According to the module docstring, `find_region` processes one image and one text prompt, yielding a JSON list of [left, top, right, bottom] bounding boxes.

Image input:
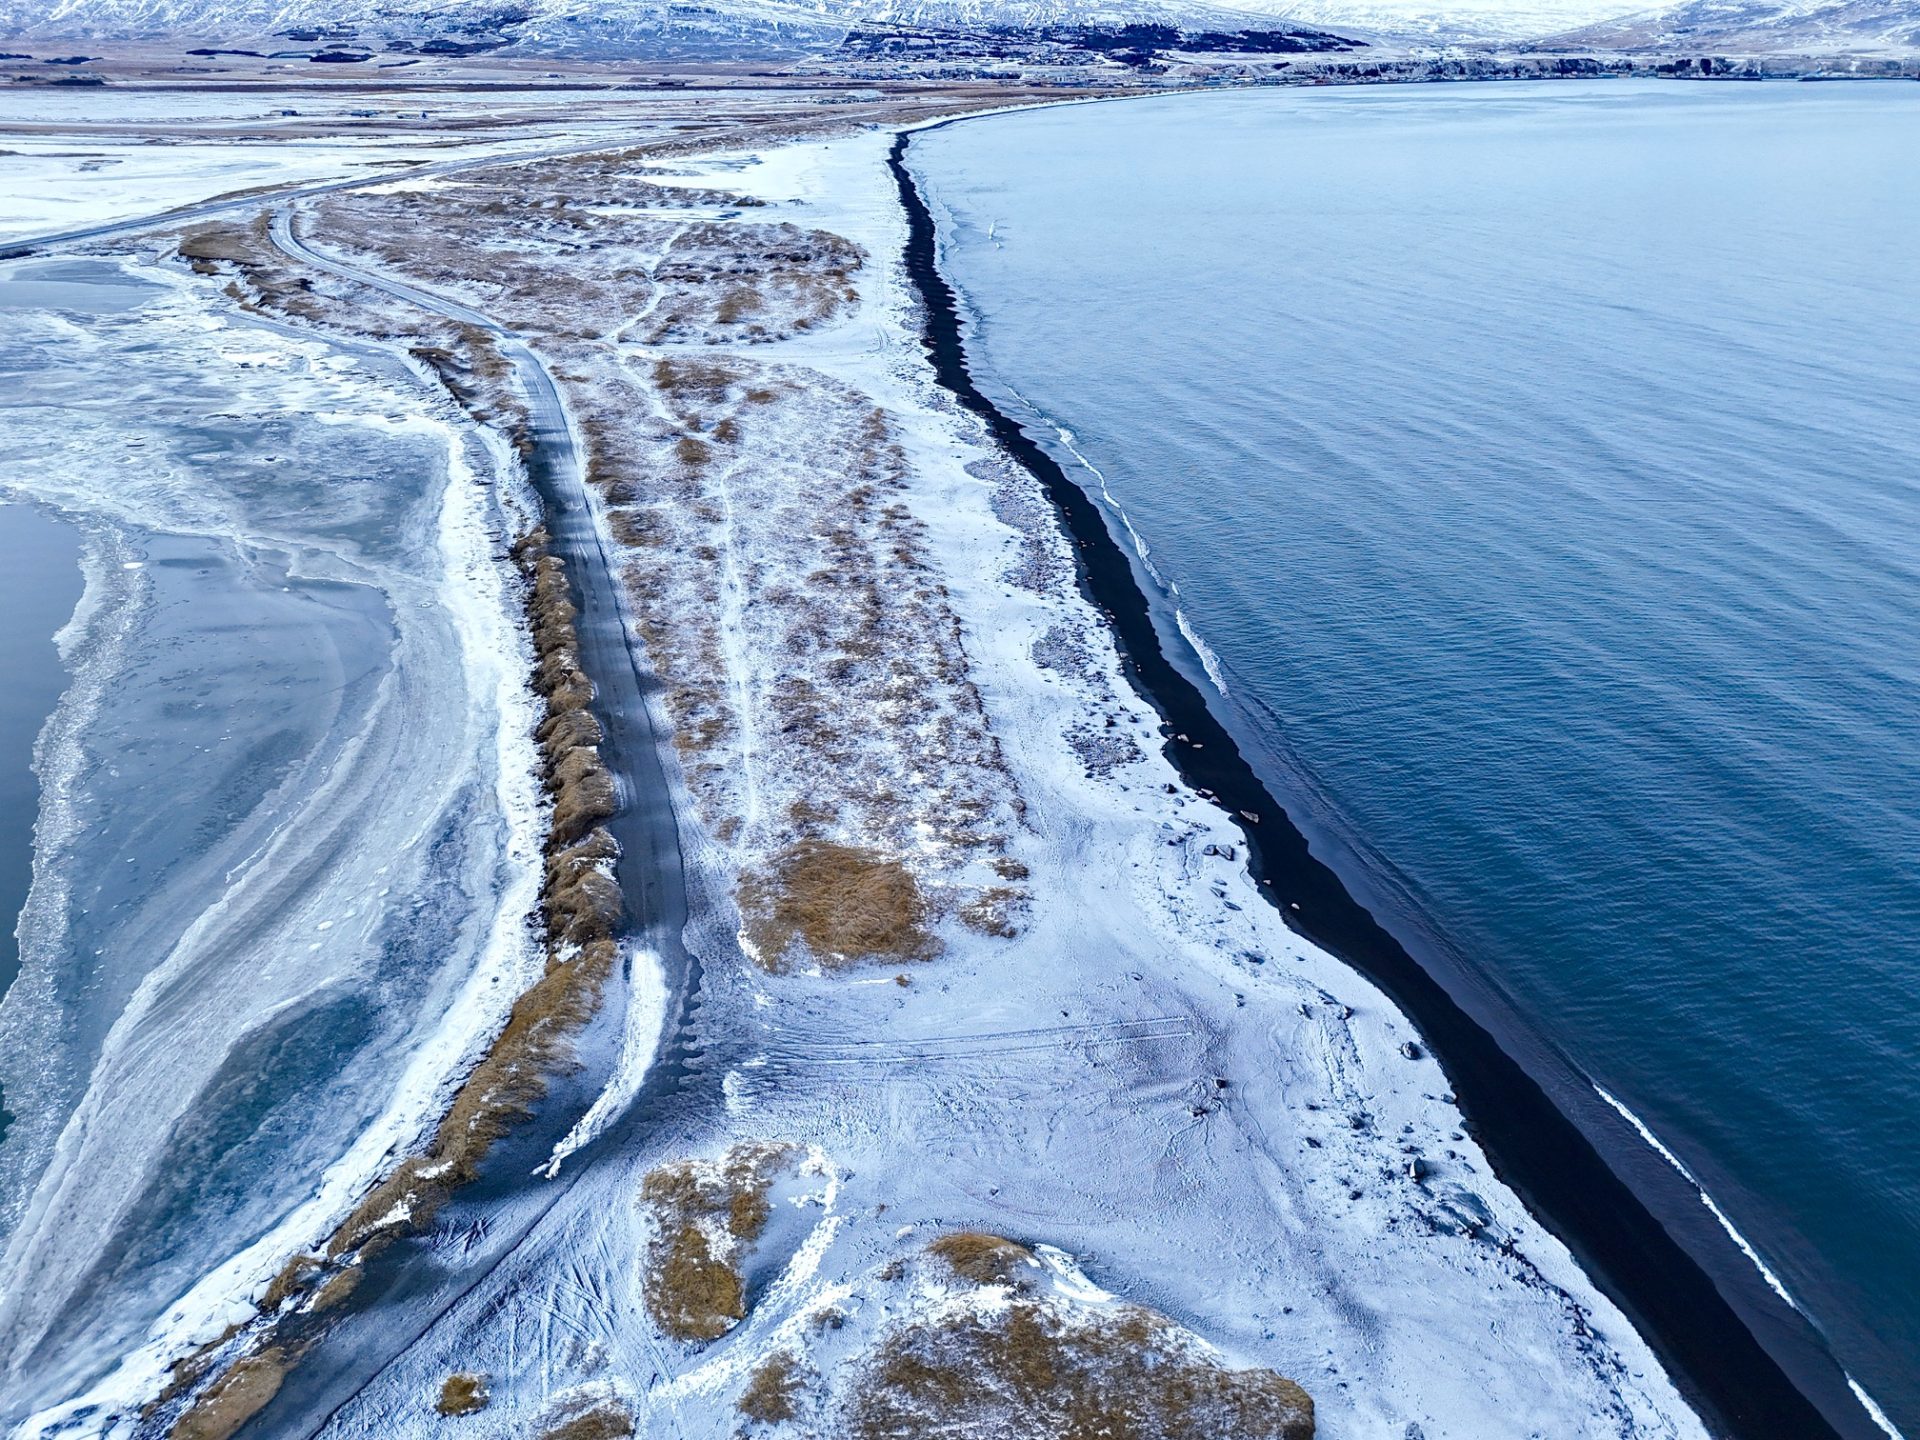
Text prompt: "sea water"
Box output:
[[910, 79, 1920, 1432]]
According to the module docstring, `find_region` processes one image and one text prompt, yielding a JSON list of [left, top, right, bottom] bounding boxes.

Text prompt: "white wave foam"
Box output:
[[1594, 1086, 1910, 1440], [1593, 1084, 1800, 1311], [1849, 1378, 1910, 1440], [999, 387, 1229, 698], [1175, 607, 1230, 698]]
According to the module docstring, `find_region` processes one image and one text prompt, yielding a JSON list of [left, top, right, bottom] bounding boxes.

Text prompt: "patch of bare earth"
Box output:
[[436, 1372, 491, 1417]]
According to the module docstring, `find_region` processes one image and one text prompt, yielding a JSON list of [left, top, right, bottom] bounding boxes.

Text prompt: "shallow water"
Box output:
[[912, 79, 1920, 1433], [0, 257, 537, 1423]]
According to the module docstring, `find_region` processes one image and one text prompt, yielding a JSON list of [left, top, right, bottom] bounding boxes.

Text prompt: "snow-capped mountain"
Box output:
[[5, 0, 1906, 48], [1259, 0, 1644, 39], [0, 0, 1633, 44], [1534, 0, 1920, 50], [0, 0, 1321, 42]]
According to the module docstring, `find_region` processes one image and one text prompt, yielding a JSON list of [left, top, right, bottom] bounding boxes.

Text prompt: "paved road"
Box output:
[[211, 207, 710, 1439], [269, 204, 689, 1004]]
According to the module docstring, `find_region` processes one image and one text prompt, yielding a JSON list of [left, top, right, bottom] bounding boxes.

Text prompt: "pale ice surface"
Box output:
[[0, 253, 546, 1429]]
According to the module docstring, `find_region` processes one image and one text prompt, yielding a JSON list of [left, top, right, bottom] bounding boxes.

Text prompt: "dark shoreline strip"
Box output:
[[888, 127, 1844, 1440]]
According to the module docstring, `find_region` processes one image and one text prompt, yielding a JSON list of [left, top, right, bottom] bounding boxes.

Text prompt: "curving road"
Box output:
[[268, 204, 689, 1010], [199, 208, 712, 1437]]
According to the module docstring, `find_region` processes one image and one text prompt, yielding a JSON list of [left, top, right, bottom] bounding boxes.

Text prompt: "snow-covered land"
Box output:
[[0, 0, 1667, 49], [125, 118, 1718, 1438], [0, 84, 1733, 1438]]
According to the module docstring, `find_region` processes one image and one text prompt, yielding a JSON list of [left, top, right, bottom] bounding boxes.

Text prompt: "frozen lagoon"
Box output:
[[0, 253, 543, 1427]]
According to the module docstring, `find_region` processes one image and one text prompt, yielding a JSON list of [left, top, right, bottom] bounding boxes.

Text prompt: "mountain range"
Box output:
[[0, 0, 1914, 55]]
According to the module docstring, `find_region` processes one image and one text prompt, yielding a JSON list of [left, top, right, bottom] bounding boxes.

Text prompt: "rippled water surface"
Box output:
[[911, 80, 1920, 1430]]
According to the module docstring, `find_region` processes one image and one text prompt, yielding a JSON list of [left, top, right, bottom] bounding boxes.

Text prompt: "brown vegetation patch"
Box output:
[[436, 1372, 490, 1417], [607, 508, 667, 548], [648, 1224, 745, 1343], [640, 222, 863, 344], [738, 1352, 805, 1425], [169, 1348, 287, 1440], [958, 885, 1026, 939], [310, 1265, 361, 1312], [536, 1401, 636, 1440], [652, 355, 741, 403], [927, 1231, 1035, 1287], [738, 841, 935, 972], [259, 1253, 321, 1313], [852, 1299, 1313, 1440], [639, 1143, 798, 1343]]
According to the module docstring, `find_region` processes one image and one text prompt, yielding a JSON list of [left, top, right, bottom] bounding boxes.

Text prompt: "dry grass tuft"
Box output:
[[958, 885, 1025, 939], [259, 1254, 321, 1312], [607, 508, 666, 548], [536, 1402, 636, 1440], [310, 1265, 361, 1312], [169, 1348, 287, 1440], [852, 1298, 1314, 1440], [927, 1231, 1034, 1287], [639, 1143, 798, 1343], [435, 1372, 490, 1417], [738, 1351, 805, 1425], [738, 841, 936, 972], [652, 356, 738, 402], [715, 285, 765, 325], [650, 1224, 745, 1342]]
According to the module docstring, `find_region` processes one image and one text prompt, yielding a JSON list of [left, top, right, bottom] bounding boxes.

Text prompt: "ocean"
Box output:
[[908, 79, 1920, 1435]]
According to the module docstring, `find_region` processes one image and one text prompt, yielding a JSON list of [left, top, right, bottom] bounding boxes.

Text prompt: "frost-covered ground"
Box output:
[[213, 124, 1717, 1438], [0, 87, 813, 246]]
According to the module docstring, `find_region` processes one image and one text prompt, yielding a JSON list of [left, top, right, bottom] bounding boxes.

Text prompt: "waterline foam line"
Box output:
[[1593, 1087, 1908, 1440], [889, 123, 1864, 1440]]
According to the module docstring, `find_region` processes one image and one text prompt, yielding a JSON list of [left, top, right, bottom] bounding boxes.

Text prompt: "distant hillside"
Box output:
[[0, 0, 1335, 47], [1532, 0, 1920, 51]]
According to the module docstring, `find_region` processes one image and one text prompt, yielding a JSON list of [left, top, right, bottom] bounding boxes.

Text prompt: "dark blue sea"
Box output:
[[910, 79, 1920, 1434]]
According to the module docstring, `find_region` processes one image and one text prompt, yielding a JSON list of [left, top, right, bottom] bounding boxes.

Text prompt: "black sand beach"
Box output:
[[890, 124, 1858, 1440]]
